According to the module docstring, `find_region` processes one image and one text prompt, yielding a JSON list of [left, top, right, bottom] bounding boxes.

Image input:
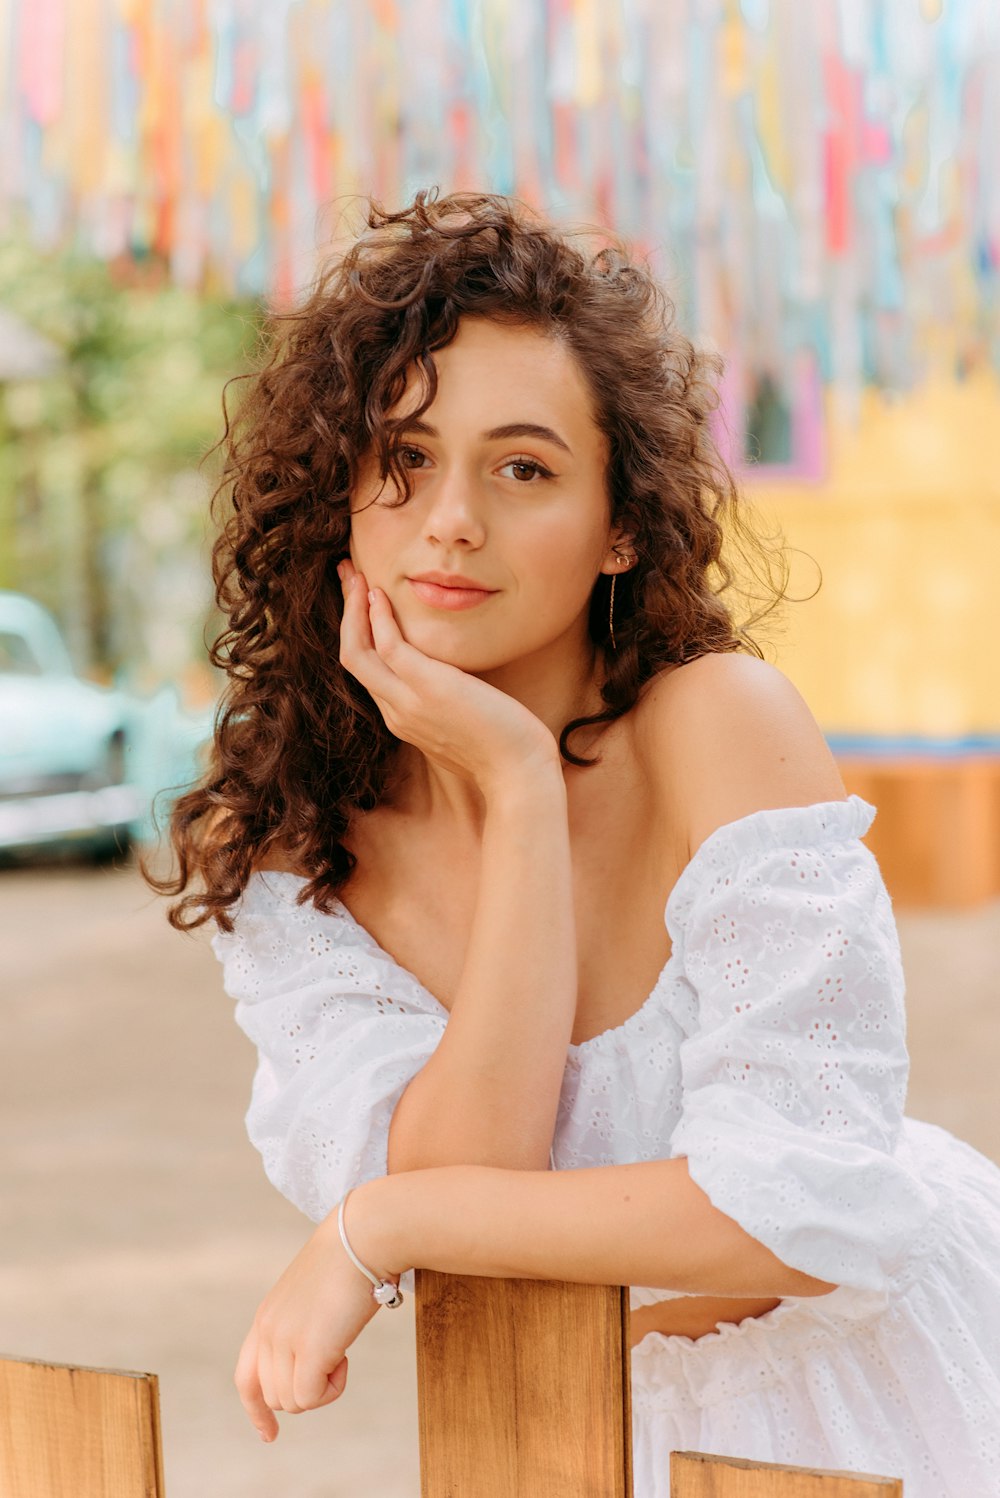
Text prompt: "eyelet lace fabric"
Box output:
[[662, 796, 940, 1296], [212, 795, 1000, 1498], [212, 874, 448, 1235]]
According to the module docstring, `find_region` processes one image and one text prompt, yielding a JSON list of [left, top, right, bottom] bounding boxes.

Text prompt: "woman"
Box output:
[[156, 191, 1000, 1496]]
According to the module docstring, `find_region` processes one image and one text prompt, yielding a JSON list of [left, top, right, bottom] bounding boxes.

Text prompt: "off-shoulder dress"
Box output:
[[211, 794, 1000, 1497]]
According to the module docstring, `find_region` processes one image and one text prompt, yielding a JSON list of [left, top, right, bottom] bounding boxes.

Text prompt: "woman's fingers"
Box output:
[[236, 1321, 351, 1437], [292, 1349, 349, 1411], [337, 563, 374, 663], [338, 561, 424, 680], [256, 1339, 281, 1417], [338, 564, 402, 701], [235, 1331, 280, 1442], [315, 1356, 350, 1408], [328, 1355, 350, 1399], [366, 586, 424, 677], [273, 1345, 302, 1415], [339, 569, 432, 739]]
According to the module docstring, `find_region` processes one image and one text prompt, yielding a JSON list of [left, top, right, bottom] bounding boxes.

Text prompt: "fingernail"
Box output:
[[367, 589, 376, 605]]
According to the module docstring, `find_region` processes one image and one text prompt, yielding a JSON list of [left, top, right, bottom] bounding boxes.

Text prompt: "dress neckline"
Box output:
[[252, 866, 678, 1054], [249, 794, 873, 1057]]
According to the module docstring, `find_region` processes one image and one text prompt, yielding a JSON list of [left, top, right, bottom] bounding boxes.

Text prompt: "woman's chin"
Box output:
[[394, 614, 517, 675], [412, 638, 511, 674]]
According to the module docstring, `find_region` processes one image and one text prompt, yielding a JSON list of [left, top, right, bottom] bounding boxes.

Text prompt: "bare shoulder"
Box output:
[[633, 653, 848, 860]]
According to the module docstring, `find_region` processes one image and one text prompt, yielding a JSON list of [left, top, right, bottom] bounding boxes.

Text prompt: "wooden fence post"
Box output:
[[415, 1272, 632, 1497], [670, 1451, 904, 1497], [0, 1356, 165, 1498]]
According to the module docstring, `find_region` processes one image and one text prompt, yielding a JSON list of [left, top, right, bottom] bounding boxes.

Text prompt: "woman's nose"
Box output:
[[422, 465, 487, 549]]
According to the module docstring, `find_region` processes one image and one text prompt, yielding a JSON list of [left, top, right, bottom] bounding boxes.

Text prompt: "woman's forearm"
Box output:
[[387, 766, 576, 1174], [352, 1158, 836, 1300]]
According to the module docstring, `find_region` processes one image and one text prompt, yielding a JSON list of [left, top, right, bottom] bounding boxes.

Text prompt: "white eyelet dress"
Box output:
[[211, 795, 1000, 1497]]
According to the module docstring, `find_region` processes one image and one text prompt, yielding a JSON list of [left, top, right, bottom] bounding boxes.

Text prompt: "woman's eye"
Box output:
[[500, 458, 552, 483], [399, 447, 427, 469]]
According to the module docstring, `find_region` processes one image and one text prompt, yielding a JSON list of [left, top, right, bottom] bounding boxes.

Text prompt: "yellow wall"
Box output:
[[745, 367, 1000, 736]]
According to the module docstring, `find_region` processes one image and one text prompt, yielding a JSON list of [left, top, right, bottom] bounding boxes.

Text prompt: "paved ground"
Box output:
[[3, 858, 998, 1497]]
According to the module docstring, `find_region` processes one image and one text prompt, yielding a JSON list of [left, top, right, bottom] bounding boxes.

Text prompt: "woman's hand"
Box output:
[[338, 558, 561, 798], [234, 1209, 388, 1442]]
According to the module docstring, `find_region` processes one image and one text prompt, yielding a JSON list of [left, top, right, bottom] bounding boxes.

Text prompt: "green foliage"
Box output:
[[0, 237, 262, 676]]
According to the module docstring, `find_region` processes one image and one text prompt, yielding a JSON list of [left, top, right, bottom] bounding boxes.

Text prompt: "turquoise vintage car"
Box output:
[[0, 591, 143, 856]]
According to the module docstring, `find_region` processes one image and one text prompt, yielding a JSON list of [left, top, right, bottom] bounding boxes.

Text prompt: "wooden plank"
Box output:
[[670, 1450, 903, 1497], [0, 1356, 164, 1498], [415, 1273, 632, 1497]]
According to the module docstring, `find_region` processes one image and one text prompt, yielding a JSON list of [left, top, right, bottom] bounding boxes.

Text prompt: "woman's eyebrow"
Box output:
[[484, 421, 573, 455], [398, 417, 573, 456]]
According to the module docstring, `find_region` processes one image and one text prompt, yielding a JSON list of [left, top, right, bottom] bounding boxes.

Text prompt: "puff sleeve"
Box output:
[[667, 796, 939, 1295], [211, 872, 447, 1224]]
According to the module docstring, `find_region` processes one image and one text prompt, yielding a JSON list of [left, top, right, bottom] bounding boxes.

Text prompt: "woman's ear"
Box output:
[[599, 534, 637, 576]]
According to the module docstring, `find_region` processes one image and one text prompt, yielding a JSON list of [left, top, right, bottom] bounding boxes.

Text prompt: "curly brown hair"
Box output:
[[149, 188, 788, 931]]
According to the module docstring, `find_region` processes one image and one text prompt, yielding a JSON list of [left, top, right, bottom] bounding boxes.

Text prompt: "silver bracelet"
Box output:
[[337, 1189, 404, 1309]]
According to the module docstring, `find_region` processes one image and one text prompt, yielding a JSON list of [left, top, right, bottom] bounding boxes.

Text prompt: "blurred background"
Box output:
[[1, 2, 997, 1495]]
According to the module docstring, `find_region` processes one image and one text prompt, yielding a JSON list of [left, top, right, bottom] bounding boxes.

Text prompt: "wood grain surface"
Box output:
[[670, 1450, 903, 1497], [415, 1272, 632, 1497], [0, 1356, 164, 1498]]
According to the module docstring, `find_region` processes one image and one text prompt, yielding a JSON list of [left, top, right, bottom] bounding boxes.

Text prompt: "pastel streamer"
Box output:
[[0, 0, 996, 400]]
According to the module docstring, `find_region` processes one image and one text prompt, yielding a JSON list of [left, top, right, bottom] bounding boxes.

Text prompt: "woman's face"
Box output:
[[349, 317, 628, 677]]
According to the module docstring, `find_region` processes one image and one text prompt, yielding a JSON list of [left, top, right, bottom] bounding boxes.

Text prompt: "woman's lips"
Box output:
[[407, 578, 498, 611]]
